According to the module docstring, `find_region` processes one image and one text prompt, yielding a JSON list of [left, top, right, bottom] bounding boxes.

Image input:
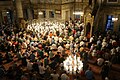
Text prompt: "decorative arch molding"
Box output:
[[84, 5, 94, 37], [84, 5, 92, 15]]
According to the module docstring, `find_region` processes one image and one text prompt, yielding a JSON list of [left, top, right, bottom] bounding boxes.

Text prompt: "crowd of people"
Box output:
[[0, 19, 120, 80]]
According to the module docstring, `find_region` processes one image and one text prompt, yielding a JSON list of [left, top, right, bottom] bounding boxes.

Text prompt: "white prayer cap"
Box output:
[[105, 77, 109, 80], [51, 44, 57, 49]]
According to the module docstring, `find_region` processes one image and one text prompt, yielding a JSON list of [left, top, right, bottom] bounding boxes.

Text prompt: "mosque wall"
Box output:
[[1, 0, 120, 33], [95, 6, 120, 32], [33, 3, 62, 20], [34, 1, 91, 22], [0, 0, 93, 28], [61, 3, 73, 21], [61, 9, 70, 21]]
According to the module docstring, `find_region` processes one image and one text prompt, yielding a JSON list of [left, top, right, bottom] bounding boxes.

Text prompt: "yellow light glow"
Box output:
[[112, 17, 118, 21], [73, 12, 84, 15], [38, 12, 43, 15]]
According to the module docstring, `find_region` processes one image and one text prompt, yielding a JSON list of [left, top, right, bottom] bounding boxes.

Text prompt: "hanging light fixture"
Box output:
[[63, 54, 83, 75]]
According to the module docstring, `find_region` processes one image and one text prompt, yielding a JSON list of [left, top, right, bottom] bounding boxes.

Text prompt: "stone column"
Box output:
[[70, 8, 74, 20], [15, 0, 23, 19], [61, 10, 66, 20], [46, 10, 49, 19], [27, 8, 33, 20], [15, 0, 24, 28], [84, 15, 87, 36], [0, 11, 3, 26]]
